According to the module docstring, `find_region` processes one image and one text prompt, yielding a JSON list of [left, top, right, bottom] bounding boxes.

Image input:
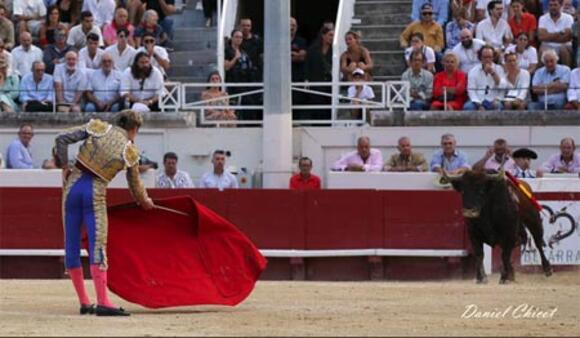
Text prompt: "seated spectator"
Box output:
[[14, 0, 46, 36], [464, 45, 506, 110], [431, 52, 467, 110], [54, 51, 88, 113], [42, 27, 73, 74], [156, 152, 194, 188], [502, 52, 530, 110], [340, 31, 373, 81], [530, 49, 571, 110], [0, 4, 15, 50], [384, 136, 428, 172], [201, 71, 237, 123], [504, 32, 538, 75], [103, 7, 135, 47], [39, 5, 67, 48], [508, 0, 538, 46], [85, 53, 121, 112], [566, 66, 580, 110], [404, 32, 435, 72], [130, 0, 175, 41], [561, 0, 578, 18], [538, 0, 574, 67], [0, 38, 13, 76], [289, 157, 321, 190], [67, 11, 104, 50], [57, 0, 80, 25], [104, 28, 137, 72], [411, 0, 449, 26], [402, 50, 433, 110], [332, 136, 383, 172], [225, 28, 259, 114], [81, 0, 115, 28], [473, 138, 516, 171], [400, 3, 445, 55], [476, 0, 512, 21], [136, 32, 170, 77], [511, 148, 543, 178], [475, 0, 513, 52], [430, 133, 471, 174], [540, 137, 580, 173], [347, 68, 375, 121], [79, 33, 104, 71], [19, 61, 54, 112], [452, 28, 486, 73], [445, 7, 475, 51], [134, 10, 167, 48], [0, 55, 19, 112], [199, 150, 239, 190], [120, 51, 164, 112], [540, 0, 579, 13], [12, 32, 43, 77], [5, 123, 34, 169]]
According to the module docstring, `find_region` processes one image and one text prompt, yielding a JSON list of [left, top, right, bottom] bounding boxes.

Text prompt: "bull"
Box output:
[[443, 169, 552, 284]]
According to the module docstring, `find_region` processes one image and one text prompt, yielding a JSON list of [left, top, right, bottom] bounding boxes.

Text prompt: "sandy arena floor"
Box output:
[[1, 271, 579, 337]]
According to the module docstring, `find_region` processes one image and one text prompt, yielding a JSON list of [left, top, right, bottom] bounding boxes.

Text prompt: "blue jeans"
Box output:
[[528, 101, 565, 111], [85, 102, 121, 113], [159, 17, 174, 40], [463, 100, 503, 110], [409, 99, 429, 110]]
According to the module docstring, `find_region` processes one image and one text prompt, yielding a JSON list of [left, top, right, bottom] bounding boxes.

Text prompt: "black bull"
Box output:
[[446, 170, 553, 284]]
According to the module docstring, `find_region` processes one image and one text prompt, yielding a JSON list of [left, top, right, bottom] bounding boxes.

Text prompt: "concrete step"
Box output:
[[361, 38, 401, 50], [167, 64, 216, 78], [173, 38, 217, 51], [373, 63, 407, 76], [351, 24, 407, 39], [354, 13, 412, 25], [370, 50, 404, 63], [173, 27, 217, 40], [170, 50, 216, 66], [355, 2, 412, 16]]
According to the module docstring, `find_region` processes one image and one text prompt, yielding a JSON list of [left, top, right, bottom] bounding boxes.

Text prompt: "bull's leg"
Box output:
[[527, 221, 553, 277], [468, 226, 487, 284], [499, 243, 515, 284]]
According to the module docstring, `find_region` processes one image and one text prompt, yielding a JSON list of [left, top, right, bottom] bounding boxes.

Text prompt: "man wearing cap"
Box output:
[[540, 137, 580, 173], [511, 148, 543, 178]]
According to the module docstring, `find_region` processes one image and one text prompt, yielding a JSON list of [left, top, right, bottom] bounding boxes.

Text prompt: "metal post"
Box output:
[[262, 0, 292, 188]]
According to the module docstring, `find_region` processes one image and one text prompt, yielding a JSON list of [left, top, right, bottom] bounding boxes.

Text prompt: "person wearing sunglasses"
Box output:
[[136, 32, 169, 76], [400, 3, 444, 55], [411, 0, 449, 26], [104, 27, 137, 72]]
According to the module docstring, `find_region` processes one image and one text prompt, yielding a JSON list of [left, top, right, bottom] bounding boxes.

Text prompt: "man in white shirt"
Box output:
[[81, 0, 116, 28], [538, 0, 574, 67], [104, 28, 136, 72], [156, 152, 194, 188], [476, 0, 512, 21], [567, 67, 580, 110], [452, 29, 486, 74], [136, 32, 170, 77], [78, 33, 104, 71], [199, 150, 239, 190], [11, 32, 42, 77], [475, 0, 513, 51], [14, 0, 46, 36], [54, 51, 88, 113], [85, 53, 122, 112], [464, 45, 507, 110], [120, 51, 164, 112], [67, 11, 104, 50]]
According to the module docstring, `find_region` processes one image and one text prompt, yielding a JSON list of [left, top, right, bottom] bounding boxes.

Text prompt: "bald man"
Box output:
[[54, 51, 88, 113], [384, 136, 428, 172], [541, 137, 580, 173], [333, 136, 384, 172]]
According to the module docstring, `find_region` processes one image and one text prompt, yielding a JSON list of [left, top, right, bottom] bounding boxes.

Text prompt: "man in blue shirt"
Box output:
[[411, 0, 449, 26], [19, 61, 54, 112], [530, 49, 571, 110], [6, 123, 34, 169], [430, 133, 471, 174]]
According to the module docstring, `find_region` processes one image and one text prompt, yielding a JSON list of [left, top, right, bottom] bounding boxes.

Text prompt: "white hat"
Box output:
[[352, 68, 365, 76]]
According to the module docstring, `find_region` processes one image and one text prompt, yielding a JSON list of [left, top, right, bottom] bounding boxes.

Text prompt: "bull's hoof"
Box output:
[[544, 268, 553, 277], [476, 277, 488, 284], [499, 278, 512, 285]]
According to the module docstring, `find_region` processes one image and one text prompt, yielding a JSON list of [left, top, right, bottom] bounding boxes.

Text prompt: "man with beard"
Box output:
[[54, 51, 88, 113], [452, 28, 486, 74], [120, 51, 164, 112]]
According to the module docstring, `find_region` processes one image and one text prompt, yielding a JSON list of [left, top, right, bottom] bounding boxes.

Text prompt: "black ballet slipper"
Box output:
[[95, 305, 130, 316]]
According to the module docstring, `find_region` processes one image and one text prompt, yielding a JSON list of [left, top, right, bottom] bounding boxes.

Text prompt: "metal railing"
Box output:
[[332, 0, 356, 120]]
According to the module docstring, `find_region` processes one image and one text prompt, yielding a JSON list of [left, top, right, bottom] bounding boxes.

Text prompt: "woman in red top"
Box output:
[[430, 52, 467, 111]]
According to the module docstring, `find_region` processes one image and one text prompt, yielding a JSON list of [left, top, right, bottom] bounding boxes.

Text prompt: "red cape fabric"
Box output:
[[105, 196, 267, 308]]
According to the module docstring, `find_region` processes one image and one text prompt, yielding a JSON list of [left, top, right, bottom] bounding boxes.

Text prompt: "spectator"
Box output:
[[57, 0, 80, 25], [289, 157, 321, 190], [530, 49, 570, 110], [464, 45, 506, 110], [199, 150, 239, 190], [54, 51, 87, 113], [446, 7, 475, 50], [304, 26, 334, 120], [451, 0, 477, 22], [511, 147, 542, 178], [239, 18, 263, 80], [538, 0, 574, 67], [0, 38, 12, 75], [332, 136, 383, 172], [14, 0, 46, 36], [430, 133, 471, 174], [504, 32, 538, 74], [340, 31, 373, 81], [411, 0, 449, 26], [134, 9, 167, 48], [562, 0, 578, 17], [431, 52, 467, 110], [129, 0, 175, 41], [78, 33, 104, 71], [452, 28, 486, 73], [476, 0, 513, 21], [103, 7, 135, 47], [5, 123, 34, 169], [508, 0, 538, 46], [473, 138, 516, 171], [384, 136, 428, 172], [42, 27, 72, 74], [566, 66, 580, 109], [0, 55, 19, 112], [541, 137, 580, 173], [404, 32, 435, 72], [104, 27, 137, 72], [12, 33, 43, 78], [81, 0, 115, 28], [290, 17, 307, 82], [475, 0, 513, 51], [156, 152, 194, 188], [0, 4, 15, 50], [400, 3, 445, 54], [347, 68, 375, 122], [120, 51, 164, 112], [38, 5, 67, 47], [224, 28, 255, 111], [19, 61, 54, 112], [67, 11, 104, 50], [540, 0, 579, 13], [202, 0, 216, 27], [136, 32, 170, 77], [402, 50, 433, 110], [501, 51, 530, 110], [85, 53, 121, 112], [201, 71, 237, 123]]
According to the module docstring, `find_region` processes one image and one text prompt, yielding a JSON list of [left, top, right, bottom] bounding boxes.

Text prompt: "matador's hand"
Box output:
[[141, 197, 155, 210]]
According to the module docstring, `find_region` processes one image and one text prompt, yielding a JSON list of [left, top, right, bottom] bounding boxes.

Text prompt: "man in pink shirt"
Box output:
[[332, 136, 383, 172], [541, 137, 580, 173], [473, 138, 516, 172]]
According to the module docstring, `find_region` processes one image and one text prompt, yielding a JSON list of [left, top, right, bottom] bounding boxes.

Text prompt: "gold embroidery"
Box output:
[[86, 119, 112, 137], [123, 142, 140, 168], [76, 127, 130, 182]]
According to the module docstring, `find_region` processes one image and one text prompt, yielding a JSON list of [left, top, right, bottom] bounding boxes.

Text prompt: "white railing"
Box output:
[[332, 0, 356, 120], [160, 81, 182, 112], [217, 0, 238, 81]]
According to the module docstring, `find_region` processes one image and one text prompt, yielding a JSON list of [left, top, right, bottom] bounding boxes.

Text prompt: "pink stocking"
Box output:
[[90, 265, 114, 307], [68, 267, 91, 306]]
